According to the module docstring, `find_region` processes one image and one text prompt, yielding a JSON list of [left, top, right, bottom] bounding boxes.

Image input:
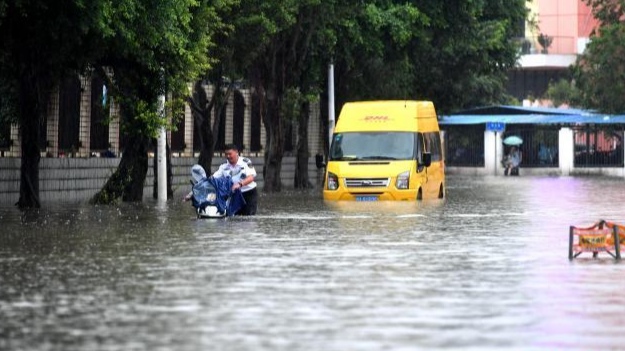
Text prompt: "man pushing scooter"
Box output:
[[183, 144, 256, 217]]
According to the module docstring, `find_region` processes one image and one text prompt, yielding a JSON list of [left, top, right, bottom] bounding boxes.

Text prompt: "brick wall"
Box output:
[[0, 156, 323, 205]]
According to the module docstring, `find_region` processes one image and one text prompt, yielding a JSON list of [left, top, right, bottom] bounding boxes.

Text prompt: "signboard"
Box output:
[[486, 122, 505, 132]]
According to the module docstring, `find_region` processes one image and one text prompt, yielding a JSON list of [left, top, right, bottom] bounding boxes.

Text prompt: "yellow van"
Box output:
[[323, 100, 445, 201]]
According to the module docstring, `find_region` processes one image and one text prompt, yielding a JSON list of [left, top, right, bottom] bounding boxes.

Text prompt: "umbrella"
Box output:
[[503, 135, 523, 146]]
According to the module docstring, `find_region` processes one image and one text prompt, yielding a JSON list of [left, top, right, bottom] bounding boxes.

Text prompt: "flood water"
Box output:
[[2, 174, 625, 351]]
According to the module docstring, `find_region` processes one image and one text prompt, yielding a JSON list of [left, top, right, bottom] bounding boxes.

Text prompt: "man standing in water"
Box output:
[[213, 144, 258, 215]]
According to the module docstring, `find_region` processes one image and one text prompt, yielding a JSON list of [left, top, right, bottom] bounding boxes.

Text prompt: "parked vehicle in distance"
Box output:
[[323, 100, 445, 201]]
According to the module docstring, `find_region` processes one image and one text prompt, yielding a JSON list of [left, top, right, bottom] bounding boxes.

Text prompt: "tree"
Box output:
[[277, 1, 339, 189], [0, 1, 105, 208], [239, 0, 419, 192], [1, 0, 530, 204], [91, 0, 218, 203], [414, 0, 527, 112], [545, 78, 581, 107], [232, 0, 339, 192], [573, 0, 625, 114], [332, 0, 527, 114], [186, 2, 239, 174], [226, 0, 526, 191], [331, 1, 427, 109]]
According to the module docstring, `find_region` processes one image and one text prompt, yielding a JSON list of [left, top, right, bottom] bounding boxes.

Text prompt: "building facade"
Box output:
[[0, 74, 326, 161], [507, 0, 599, 102]]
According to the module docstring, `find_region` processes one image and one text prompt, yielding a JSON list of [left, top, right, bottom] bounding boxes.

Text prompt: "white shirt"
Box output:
[[213, 157, 257, 192]]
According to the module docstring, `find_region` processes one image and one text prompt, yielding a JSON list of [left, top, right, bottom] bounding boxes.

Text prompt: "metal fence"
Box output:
[[443, 125, 485, 167], [573, 126, 624, 167], [445, 124, 625, 169], [502, 125, 559, 168]]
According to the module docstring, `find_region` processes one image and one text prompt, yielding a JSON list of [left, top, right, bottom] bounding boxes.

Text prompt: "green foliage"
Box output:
[[93, 0, 224, 138], [574, 0, 625, 114], [0, 77, 17, 124], [331, 1, 427, 105], [545, 79, 581, 107], [166, 97, 187, 133], [538, 33, 553, 51], [0, 0, 216, 139], [332, 0, 527, 113], [0, 0, 226, 205], [1, 0, 529, 139], [100, 1, 195, 68], [282, 87, 304, 122], [0, 0, 105, 119], [413, 0, 527, 112]]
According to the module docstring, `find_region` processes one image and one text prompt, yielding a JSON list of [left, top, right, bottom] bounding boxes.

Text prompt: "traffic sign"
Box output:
[[486, 122, 505, 132]]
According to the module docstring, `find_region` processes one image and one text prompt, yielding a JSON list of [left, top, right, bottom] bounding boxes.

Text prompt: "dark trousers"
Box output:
[[239, 187, 258, 215], [504, 167, 520, 176]]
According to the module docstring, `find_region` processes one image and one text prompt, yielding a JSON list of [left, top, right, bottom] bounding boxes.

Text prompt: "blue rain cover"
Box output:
[[192, 176, 245, 216]]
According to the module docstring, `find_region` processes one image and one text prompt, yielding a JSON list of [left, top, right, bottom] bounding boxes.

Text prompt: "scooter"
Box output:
[[191, 178, 233, 219], [196, 197, 229, 219]]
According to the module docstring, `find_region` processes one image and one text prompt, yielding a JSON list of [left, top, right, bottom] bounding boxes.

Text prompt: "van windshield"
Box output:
[[329, 132, 416, 161]]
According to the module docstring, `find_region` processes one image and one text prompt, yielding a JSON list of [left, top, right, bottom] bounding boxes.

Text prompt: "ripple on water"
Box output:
[[2, 175, 625, 350]]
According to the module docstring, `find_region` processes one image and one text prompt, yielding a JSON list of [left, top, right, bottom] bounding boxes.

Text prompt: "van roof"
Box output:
[[335, 100, 438, 132], [342, 100, 433, 108]]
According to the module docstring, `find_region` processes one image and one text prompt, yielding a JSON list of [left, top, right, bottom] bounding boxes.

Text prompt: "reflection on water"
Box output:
[[1, 175, 625, 350]]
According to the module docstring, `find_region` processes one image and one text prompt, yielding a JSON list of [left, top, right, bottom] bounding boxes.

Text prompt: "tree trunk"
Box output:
[[294, 100, 312, 189], [262, 93, 284, 193], [188, 81, 214, 173], [188, 80, 234, 174], [166, 142, 173, 199], [16, 74, 49, 209], [91, 130, 149, 204], [152, 138, 158, 199], [197, 110, 214, 173], [17, 105, 42, 208]]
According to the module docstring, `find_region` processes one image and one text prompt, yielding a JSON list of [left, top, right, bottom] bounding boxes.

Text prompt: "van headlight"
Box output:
[[396, 171, 409, 189], [327, 172, 339, 190]]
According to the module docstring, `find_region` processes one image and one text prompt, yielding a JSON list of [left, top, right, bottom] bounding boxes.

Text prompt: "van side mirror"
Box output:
[[422, 152, 432, 167]]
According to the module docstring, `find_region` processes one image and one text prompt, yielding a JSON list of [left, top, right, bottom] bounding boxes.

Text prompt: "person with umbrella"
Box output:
[[503, 146, 522, 176], [502, 135, 522, 176]]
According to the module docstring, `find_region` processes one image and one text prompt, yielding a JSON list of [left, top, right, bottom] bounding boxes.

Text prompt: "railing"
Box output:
[[444, 125, 485, 167], [573, 127, 624, 168], [502, 126, 559, 168], [514, 35, 579, 55], [446, 124, 623, 169]]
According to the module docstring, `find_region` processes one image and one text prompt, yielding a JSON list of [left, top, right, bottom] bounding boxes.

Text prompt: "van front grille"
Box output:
[[344, 178, 390, 188]]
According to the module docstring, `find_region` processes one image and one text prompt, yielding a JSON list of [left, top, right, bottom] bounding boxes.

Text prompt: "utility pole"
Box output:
[[157, 94, 167, 201], [328, 63, 335, 155]]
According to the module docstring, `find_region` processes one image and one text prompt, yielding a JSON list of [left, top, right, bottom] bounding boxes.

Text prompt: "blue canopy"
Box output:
[[439, 105, 625, 125]]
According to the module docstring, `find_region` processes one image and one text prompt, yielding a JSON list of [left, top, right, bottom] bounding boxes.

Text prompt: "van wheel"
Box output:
[[438, 184, 444, 199], [416, 188, 423, 201]]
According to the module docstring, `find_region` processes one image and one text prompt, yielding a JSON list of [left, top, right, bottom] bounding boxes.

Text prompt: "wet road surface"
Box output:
[[1, 175, 625, 350]]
